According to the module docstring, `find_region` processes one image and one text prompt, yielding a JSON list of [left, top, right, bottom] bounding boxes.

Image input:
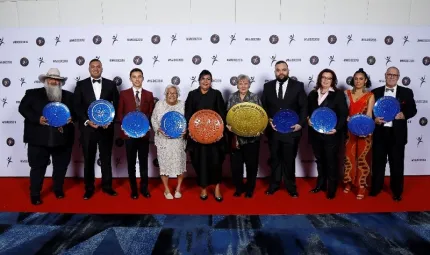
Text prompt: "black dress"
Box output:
[[185, 88, 227, 188]]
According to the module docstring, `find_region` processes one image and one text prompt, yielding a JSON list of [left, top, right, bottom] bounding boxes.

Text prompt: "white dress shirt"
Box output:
[[132, 86, 142, 101], [275, 79, 289, 99], [383, 85, 397, 127], [91, 77, 102, 100]]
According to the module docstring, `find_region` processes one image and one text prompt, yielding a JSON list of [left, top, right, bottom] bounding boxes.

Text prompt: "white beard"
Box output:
[[44, 82, 62, 102]]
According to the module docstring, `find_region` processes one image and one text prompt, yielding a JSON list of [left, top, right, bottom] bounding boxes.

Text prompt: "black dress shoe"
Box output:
[[288, 191, 299, 198], [233, 190, 242, 197], [140, 189, 151, 198], [265, 187, 279, 195], [215, 196, 223, 202], [54, 190, 65, 199], [130, 191, 139, 199], [393, 195, 402, 202], [83, 190, 94, 200], [245, 191, 253, 198], [310, 188, 322, 193], [326, 193, 336, 200], [102, 188, 118, 196], [368, 190, 380, 197], [31, 196, 42, 205], [200, 194, 208, 200]]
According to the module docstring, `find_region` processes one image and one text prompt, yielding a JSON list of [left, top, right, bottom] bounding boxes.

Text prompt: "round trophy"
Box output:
[[188, 109, 224, 144], [42, 102, 71, 127], [87, 99, 115, 126], [121, 111, 150, 138], [373, 96, 400, 122], [310, 107, 337, 133], [160, 111, 187, 138], [272, 109, 299, 133], [348, 114, 375, 137], [226, 102, 268, 137]]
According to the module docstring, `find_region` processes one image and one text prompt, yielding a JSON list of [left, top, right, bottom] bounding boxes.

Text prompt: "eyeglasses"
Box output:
[[321, 76, 333, 80], [167, 92, 177, 95], [386, 73, 399, 78]]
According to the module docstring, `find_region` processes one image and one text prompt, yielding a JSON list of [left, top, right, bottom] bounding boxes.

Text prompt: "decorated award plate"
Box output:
[[189, 109, 224, 144], [348, 114, 375, 137], [161, 111, 187, 138], [226, 102, 268, 137], [272, 109, 299, 133], [87, 99, 115, 126], [121, 111, 150, 138], [373, 96, 400, 122], [42, 102, 71, 127], [310, 107, 337, 133]]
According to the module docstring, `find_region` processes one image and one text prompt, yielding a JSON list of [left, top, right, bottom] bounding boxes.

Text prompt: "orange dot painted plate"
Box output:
[[188, 109, 224, 144]]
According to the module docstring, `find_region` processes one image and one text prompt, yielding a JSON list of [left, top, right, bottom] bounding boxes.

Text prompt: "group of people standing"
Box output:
[[19, 58, 416, 206]]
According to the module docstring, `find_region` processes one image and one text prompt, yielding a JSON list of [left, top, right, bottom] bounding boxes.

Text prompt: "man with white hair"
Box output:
[[18, 68, 75, 205]]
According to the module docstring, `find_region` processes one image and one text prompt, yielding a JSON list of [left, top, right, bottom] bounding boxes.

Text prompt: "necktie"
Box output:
[[135, 91, 140, 110], [278, 81, 284, 99], [93, 79, 101, 83], [385, 88, 394, 92]]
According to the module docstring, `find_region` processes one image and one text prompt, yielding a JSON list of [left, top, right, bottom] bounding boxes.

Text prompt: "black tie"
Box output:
[[93, 79, 101, 83], [278, 81, 284, 99], [385, 88, 394, 92], [135, 91, 140, 110]]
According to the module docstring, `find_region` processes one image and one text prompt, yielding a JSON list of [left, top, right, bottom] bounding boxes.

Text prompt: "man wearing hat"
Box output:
[[18, 68, 75, 205]]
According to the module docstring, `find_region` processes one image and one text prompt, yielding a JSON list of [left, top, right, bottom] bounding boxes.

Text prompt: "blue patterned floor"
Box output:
[[0, 212, 429, 254]]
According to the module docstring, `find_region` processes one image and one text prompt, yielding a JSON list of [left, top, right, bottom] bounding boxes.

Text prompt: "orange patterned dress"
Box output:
[[343, 90, 373, 188]]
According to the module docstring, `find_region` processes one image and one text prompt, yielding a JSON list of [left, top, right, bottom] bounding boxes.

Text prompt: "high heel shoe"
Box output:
[[200, 194, 208, 200], [344, 183, 351, 193], [214, 195, 223, 202], [357, 186, 366, 200]]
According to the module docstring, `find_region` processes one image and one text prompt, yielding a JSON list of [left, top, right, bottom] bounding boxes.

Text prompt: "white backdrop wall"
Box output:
[[0, 25, 429, 178]]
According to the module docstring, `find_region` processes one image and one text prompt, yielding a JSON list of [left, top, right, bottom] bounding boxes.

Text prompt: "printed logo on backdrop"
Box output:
[[290, 76, 297, 81], [328, 35, 337, 44], [20, 78, 26, 87], [192, 55, 202, 65], [289, 34, 295, 45], [93, 35, 102, 45], [361, 37, 377, 42], [304, 37, 319, 42], [190, 76, 197, 87], [417, 38, 430, 43], [75, 76, 81, 82], [346, 35, 353, 45], [346, 76, 353, 85], [55, 35, 61, 46], [329, 56, 335, 66], [420, 76, 426, 87], [402, 77, 411, 86], [38, 57, 45, 67], [212, 55, 218, 65], [6, 138, 14, 147], [384, 36, 394, 45], [230, 76, 238, 86], [367, 56, 376, 65], [112, 34, 118, 45], [310, 56, 319, 65], [210, 34, 220, 44], [419, 117, 428, 126], [2, 98, 7, 107], [149, 35, 160, 45], [251, 56, 260, 65], [270, 55, 277, 66], [269, 35, 279, 44], [245, 37, 261, 42], [250, 76, 255, 84], [423, 56, 430, 66], [171, 34, 177, 46], [7, 157, 12, 167], [286, 58, 301, 63], [20, 57, 29, 67], [417, 135, 423, 147], [115, 138, 124, 147], [2, 78, 11, 87], [171, 76, 180, 85], [113, 76, 122, 87], [230, 34, 236, 45], [0, 37, 4, 46], [212, 78, 222, 84], [308, 75, 315, 87], [76, 56, 85, 66], [385, 56, 392, 66], [36, 37, 45, 46], [133, 56, 143, 65], [403, 36, 409, 46]]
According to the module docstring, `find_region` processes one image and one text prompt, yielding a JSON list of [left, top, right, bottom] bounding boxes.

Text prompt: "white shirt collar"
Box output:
[[318, 87, 334, 94], [132, 86, 142, 93]]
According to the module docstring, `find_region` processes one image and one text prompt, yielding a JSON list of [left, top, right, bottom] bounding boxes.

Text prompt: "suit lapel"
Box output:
[[283, 79, 293, 101], [86, 78, 96, 102], [99, 78, 108, 100]]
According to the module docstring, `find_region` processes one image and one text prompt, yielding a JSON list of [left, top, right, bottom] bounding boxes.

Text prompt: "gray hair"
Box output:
[[237, 74, 251, 88], [386, 66, 400, 76], [164, 84, 181, 97]]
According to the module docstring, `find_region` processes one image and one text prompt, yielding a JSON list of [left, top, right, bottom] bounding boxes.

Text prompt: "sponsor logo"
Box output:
[[230, 76, 238, 86], [411, 158, 426, 162], [186, 37, 202, 41], [402, 77, 411, 86], [2, 98, 7, 107], [93, 35, 102, 45], [423, 56, 430, 66], [245, 37, 261, 41], [310, 56, 319, 65], [308, 75, 315, 87], [346, 34, 353, 45], [403, 35, 409, 46], [36, 37, 45, 46], [69, 38, 85, 42], [361, 38, 377, 42], [113, 76, 122, 86], [153, 56, 160, 66], [55, 35, 61, 46], [269, 35, 279, 44], [384, 36, 394, 45], [385, 56, 392, 66], [304, 37, 320, 42], [210, 34, 220, 44], [192, 55, 202, 65], [20, 78, 25, 87], [38, 57, 45, 67], [76, 56, 85, 66], [7, 157, 12, 167], [133, 56, 143, 65], [109, 59, 125, 63], [230, 33, 236, 45], [2, 78, 11, 87], [251, 56, 260, 65], [420, 76, 426, 87], [171, 76, 180, 85], [6, 138, 15, 146], [53, 59, 68, 63], [211, 55, 218, 65], [171, 34, 177, 45], [328, 35, 337, 44], [329, 55, 335, 65], [151, 35, 161, 44], [419, 117, 428, 126], [112, 34, 118, 45], [20, 57, 29, 67], [190, 76, 197, 87], [367, 56, 376, 65], [346, 76, 353, 85], [344, 58, 359, 63]]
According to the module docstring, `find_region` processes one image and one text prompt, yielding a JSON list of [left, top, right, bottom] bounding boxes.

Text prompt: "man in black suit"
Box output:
[[18, 68, 75, 205], [261, 60, 307, 197], [370, 66, 417, 201], [74, 59, 119, 199]]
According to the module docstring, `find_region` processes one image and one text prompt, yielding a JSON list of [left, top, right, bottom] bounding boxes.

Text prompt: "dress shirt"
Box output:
[[383, 85, 397, 127], [275, 79, 289, 100]]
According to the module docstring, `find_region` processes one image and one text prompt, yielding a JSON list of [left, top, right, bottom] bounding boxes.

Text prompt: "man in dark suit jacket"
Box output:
[[370, 66, 417, 201], [18, 68, 75, 205], [73, 59, 119, 200], [117, 68, 154, 199], [261, 61, 307, 197]]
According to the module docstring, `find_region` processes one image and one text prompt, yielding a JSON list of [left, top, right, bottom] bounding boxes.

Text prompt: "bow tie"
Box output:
[[93, 79, 101, 84], [385, 88, 394, 92]]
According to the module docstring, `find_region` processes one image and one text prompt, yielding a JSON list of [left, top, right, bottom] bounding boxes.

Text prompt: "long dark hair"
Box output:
[[351, 68, 371, 93], [314, 68, 338, 90]]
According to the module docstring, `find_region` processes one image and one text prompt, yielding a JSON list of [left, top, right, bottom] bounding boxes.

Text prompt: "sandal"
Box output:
[[344, 183, 351, 193], [357, 187, 366, 200]]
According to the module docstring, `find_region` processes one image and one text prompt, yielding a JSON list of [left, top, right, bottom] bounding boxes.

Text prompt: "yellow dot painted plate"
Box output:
[[226, 102, 268, 137]]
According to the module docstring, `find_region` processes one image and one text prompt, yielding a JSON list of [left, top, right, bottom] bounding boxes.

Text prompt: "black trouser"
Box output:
[[311, 136, 339, 195], [28, 144, 72, 196], [230, 142, 260, 193], [268, 137, 300, 192], [371, 128, 405, 197], [125, 138, 149, 192], [81, 129, 113, 191]]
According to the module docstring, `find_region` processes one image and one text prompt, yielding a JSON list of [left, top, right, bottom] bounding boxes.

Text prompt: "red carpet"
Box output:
[[0, 177, 429, 215]]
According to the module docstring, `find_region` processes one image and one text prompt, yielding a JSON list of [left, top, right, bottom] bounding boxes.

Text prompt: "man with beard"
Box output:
[[74, 59, 119, 200], [261, 61, 307, 197], [18, 68, 75, 205]]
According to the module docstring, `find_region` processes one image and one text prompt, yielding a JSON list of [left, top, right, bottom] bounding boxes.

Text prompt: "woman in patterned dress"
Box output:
[[343, 68, 375, 199], [151, 84, 186, 199]]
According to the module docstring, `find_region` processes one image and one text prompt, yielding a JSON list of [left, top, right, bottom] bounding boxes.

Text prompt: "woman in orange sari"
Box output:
[[343, 68, 375, 199]]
